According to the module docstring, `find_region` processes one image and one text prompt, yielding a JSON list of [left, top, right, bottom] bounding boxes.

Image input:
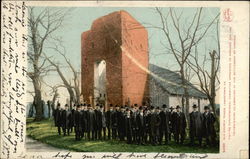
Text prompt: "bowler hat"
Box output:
[[204, 106, 210, 110], [139, 106, 143, 110], [162, 104, 167, 108], [176, 105, 181, 109], [192, 104, 198, 108]]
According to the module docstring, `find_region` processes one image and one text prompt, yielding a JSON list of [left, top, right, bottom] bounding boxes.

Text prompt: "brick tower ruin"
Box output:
[[81, 10, 149, 107]]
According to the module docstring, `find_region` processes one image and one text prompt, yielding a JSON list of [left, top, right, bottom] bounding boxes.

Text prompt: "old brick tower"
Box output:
[[81, 10, 149, 107]]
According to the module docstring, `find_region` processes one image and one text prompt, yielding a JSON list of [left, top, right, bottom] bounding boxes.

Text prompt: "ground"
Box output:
[[26, 118, 219, 153]]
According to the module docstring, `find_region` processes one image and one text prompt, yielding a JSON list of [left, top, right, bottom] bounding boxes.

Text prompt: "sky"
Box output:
[[28, 7, 220, 105]]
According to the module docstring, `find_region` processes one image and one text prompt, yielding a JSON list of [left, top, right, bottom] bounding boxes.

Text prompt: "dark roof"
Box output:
[[149, 64, 207, 98]]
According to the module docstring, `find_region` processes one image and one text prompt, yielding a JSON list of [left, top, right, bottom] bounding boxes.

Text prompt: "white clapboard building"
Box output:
[[149, 64, 209, 112]]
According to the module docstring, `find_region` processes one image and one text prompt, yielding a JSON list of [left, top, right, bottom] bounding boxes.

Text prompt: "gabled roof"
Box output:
[[149, 64, 207, 98]]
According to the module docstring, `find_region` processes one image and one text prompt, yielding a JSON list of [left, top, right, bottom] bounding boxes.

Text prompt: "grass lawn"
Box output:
[[26, 118, 219, 153]]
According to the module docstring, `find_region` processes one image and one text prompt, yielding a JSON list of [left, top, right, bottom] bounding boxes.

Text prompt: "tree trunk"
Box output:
[[33, 77, 44, 121]]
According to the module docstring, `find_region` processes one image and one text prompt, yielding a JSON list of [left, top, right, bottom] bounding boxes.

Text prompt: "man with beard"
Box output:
[[61, 104, 71, 136], [87, 104, 96, 140], [53, 103, 62, 135], [159, 104, 170, 145], [173, 105, 186, 144], [74, 104, 82, 140], [202, 106, 216, 147], [189, 104, 203, 147], [136, 106, 145, 145], [106, 104, 113, 140], [125, 108, 132, 144]]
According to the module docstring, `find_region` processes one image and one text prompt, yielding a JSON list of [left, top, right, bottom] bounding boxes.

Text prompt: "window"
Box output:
[[140, 44, 143, 49], [91, 42, 94, 48]]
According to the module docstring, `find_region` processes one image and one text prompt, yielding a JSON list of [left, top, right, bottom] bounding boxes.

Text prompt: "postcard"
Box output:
[[0, 1, 249, 159]]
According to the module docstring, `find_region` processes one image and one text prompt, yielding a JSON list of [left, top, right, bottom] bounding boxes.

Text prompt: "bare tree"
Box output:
[[44, 43, 81, 109], [148, 7, 219, 118], [27, 7, 70, 120], [187, 20, 220, 122]]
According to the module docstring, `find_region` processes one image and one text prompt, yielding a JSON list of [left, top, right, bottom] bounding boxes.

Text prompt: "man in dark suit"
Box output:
[[80, 104, 86, 139], [61, 104, 71, 136], [150, 106, 161, 145], [173, 105, 186, 144], [70, 104, 76, 133], [74, 104, 82, 140], [118, 106, 126, 141], [169, 106, 175, 141], [131, 105, 138, 143], [143, 107, 151, 144], [111, 105, 119, 139], [159, 104, 170, 145], [202, 106, 216, 147], [189, 104, 203, 147], [94, 104, 100, 140], [106, 104, 113, 140], [100, 105, 107, 140], [53, 103, 62, 135], [136, 106, 145, 145], [125, 108, 132, 144], [87, 104, 96, 140]]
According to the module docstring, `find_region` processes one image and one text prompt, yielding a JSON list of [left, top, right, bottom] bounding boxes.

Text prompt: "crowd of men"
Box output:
[[53, 103, 217, 147]]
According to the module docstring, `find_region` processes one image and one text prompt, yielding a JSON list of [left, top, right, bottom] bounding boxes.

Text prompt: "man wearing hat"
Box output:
[[169, 106, 175, 141], [99, 105, 107, 140], [202, 106, 216, 147], [189, 104, 203, 147], [136, 106, 145, 145], [70, 104, 76, 133], [143, 107, 151, 144], [106, 104, 113, 140], [111, 105, 119, 139], [150, 106, 161, 145], [87, 104, 96, 140], [118, 106, 126, 141], [94, 104, 101, 139], [173, 105, 186, 144], [53, 103, 62, 135], [125, 108, 133, 144], [74, 104, 82, 140], [159, 104, 170, 145], [61, 104, 72, 136]]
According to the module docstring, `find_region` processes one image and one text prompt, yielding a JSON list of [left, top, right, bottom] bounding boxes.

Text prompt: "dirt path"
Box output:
[[26, 136, 67, 152]]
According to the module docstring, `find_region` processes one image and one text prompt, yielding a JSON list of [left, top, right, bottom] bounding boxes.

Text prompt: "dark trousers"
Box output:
[[137, 128, 144, 144], [112, 127, 117, 139], [102, 127, 106, 140], [175, 131, 185, 144], [151, 127, 160, 145], [62, 126, 70, 136], [190, 135, 202, 146], [159, 129, 169, 144], [57, 126, 61, 135], [75, 126, 81, 140], [132, 128, 137, 143], [107, 127, 111, 139]]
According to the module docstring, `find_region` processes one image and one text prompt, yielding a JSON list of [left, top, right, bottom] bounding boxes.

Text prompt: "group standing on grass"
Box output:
[[53, 103, 217, 147]]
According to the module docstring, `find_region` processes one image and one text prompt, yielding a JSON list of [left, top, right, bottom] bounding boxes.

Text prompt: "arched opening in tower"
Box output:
[[94, 60, 107, 107]]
